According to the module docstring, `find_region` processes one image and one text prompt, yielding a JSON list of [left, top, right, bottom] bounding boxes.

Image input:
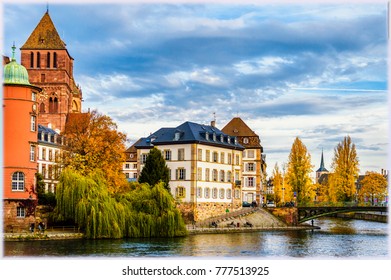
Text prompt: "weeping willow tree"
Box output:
[[55, 168, 187, 239]]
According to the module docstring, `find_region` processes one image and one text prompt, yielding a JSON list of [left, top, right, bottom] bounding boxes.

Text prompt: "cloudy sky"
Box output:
[[2, 0, 388, 178]]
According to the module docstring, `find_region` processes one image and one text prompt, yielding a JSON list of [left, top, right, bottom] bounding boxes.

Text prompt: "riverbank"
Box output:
[[3, 225, 320, 241]]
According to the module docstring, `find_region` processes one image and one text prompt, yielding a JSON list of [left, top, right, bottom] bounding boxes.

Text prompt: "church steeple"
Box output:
[[317, 149, 328, 172]]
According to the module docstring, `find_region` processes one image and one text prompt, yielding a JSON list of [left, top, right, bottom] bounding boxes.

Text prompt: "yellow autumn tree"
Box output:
[[62, 110, 127, 193], [286, 137, 315, 205], [358, 171, 387, 205], [271, 163, 283, 205], [331, 136, 359, 202]]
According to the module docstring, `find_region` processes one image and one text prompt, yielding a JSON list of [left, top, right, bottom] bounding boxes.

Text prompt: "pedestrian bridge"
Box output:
[[297, 206, 388, 223]]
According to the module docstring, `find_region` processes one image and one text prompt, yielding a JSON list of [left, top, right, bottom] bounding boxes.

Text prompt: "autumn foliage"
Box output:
[[62, 110, 127, 192]]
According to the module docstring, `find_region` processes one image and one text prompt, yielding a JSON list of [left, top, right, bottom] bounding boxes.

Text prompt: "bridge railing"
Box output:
[[297, 201, 388, 207]]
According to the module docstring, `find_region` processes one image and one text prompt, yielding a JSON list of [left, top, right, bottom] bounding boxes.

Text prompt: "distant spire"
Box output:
[[47, 2, 49, 13], [320, 148, 325, 169]]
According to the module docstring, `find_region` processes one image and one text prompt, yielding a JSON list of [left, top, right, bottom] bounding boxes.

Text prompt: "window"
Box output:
[[198, 149, 202, 160], [212, 188, 218, 199], [49, 97, 59, 113], [133, 164, 137, 169], [234, 189, 241, 199], [226, 189, 232, 199], [228, 153, 232, 164], [197, 168, 202, 181], [205, 132, 209, 141], [125, 173, 129, 179], [42, 148, 46, 160], [243, 137, 249, 144], [220, 152, 224, 164], [178, 148, 185, 161], [247, 150, 255, 158], [133, 173, 138, 179], [174, 132, 181, 141], [30, 52, 34, 68], [164, 150, 172, 161], [12, 172, 24, 191], [39, 103, 45, 113], [30, 145, 35, 161], [212, 169, 218, 181], [30, 116, 36, 131], [49, 150, 53, 161], [219, 188, 225, 199], [37, 52, 41, 68], [220, 134, 224, 142], [206, 150, 210, 162], [204, 188, 210, 198], [220, 170, 225, 182], [32, 92, 37, 101], [176, 168, 186, 180], [213, 133, 216, 141], [213, 152, 218, 163], [247, 177, 254, 187], [41, 74, 46, 82], [235, 154, 240, 165], [247, 163, 255, 172], [125, 164, 130, 169], [197, 187, 202, 198], [227, 136, 231, 144], [176, 186, 186, 198], [47, 52, 51, 68], [141, 153, 148, 164], [227, 171, 232, 182], [205, 168, 210, 181], [53, 52, 57, 68], [16, 207, 25, 218]]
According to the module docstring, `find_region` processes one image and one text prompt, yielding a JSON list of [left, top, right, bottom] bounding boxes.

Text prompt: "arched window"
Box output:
[[49, 97, 59, 113], [30, 52, 34, 68], [227, 171, 232, 182], [212, 188, 218, 199], [204, 188, 210, 199], [219, 188, 225, 199], [12, 172, 24, 191], [197, 187, 202, 198], [47, 52, 51, 68], [53, 52, 57, 68], [220, 170, 225, 182], [226, 189, 232, 199], [39, 102, 45, 113], [37, 52, 41, 68]]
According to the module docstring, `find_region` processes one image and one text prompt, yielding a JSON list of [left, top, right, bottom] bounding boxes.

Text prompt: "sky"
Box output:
[[1, 0, 389, 179]]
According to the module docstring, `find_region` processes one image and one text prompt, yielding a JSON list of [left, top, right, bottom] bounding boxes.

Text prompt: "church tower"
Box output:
[[20, 11, 82, 132], [316, 149, 329, 183]]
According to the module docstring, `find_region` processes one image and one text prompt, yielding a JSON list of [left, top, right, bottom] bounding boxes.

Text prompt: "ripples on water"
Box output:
[[3, 218, 388, 258]]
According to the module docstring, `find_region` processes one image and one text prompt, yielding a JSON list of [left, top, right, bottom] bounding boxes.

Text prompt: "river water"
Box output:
[[3, 218, 389, 258]]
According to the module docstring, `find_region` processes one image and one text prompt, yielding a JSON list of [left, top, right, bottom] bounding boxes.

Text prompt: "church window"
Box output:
[[53, 52, 57, 68], [37, 52, 41, 68], [49, 97, 59, 113], [39, 103, 45, 113], [47, 52, 51, 68], [30, 52, 34, 68]]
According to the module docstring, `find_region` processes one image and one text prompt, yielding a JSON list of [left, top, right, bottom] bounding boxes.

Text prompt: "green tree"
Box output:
[[62, 110, 127, 193], [331, 136, 359, 202], [358, 171, 387, 205], [36, 172, 56, 208], [286, 137, 314, 205], [55, 168, 187, 239], [139, 147, 170, 190]]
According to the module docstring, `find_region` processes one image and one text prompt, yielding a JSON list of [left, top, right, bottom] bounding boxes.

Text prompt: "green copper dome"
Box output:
[[3, 45, 31, 86]]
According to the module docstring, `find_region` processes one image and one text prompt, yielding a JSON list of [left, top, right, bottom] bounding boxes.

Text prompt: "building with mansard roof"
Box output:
[[20, 11, 82, 132], [135, 121, 244, 222], [221, 117, 267, 205]]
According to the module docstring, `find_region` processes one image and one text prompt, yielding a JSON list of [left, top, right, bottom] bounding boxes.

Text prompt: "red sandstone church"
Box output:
[[3, 11, 82, 232]]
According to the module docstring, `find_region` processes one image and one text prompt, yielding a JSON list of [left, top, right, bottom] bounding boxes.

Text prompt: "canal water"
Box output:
[[3, 218, 389, 258]]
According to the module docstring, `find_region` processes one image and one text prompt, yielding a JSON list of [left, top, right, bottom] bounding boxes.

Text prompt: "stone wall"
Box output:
[[3, 201, 35, 233], [267, 207, 298, 225], [177, 202, 242, 223]]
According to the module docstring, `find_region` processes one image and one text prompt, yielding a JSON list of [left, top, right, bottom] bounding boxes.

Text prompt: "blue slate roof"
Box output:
[[135, 121, 244, 150]]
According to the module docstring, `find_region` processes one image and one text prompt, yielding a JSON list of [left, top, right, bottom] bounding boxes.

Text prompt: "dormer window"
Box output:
[[243, 137, 249, 144], [234, 137, 238, 145], [220, 134, 224, 142], [227, 136, 231, 144], [174, 131, 181, 141], [213, 133, 216, 141], [205, 132, 209, 140]]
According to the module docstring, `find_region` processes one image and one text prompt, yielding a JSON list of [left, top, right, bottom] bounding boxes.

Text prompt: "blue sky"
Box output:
[[2, 0, 388, 178]]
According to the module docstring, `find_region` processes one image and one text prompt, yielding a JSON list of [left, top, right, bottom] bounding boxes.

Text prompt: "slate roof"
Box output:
[[316, 150, 328, 173], [135, 121, 244, 150], [21, 12, 67, 50]]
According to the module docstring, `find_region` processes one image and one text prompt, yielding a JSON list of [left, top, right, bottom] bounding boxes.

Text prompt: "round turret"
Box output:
[[3, 45, 31, 86]]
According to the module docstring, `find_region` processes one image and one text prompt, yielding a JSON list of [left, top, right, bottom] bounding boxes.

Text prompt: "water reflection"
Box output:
[[3, 218, 388, 258]]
